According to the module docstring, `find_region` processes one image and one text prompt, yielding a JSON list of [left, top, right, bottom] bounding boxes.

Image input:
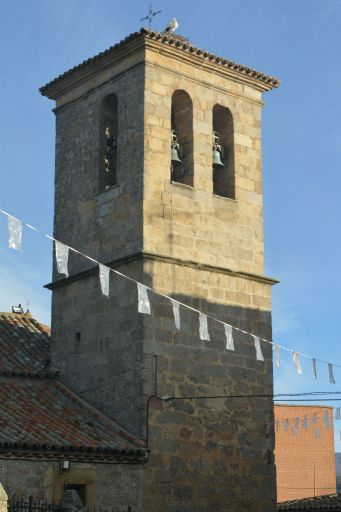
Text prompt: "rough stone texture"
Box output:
[[143, 48, 265, 275], [0, 461, 142, 511], [51, 54, 146, 433], [138, 263, 275, 512], [44, 35, 277, 511], [53, 57, 145, 272], [51, 262, 145, 433]]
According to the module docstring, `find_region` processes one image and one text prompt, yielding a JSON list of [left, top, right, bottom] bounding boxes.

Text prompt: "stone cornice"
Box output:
[[145, 59, 264, 107], [44, 251, 279, 290], [40, 35, 146, 100], [40, 29, 280, 100], [144, 37, 279, 93]]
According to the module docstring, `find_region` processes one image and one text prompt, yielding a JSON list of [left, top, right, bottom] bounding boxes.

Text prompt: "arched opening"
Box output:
[[212, 104, 234, 198], [171, 90, 193, 186], [99, 94, 118, 191]]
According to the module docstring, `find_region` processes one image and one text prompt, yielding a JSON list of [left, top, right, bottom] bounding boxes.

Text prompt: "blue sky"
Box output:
[[0, 1, 340, 449]]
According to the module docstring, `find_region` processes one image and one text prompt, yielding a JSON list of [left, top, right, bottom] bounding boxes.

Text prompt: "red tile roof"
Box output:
[[277, 494, 341, 511], [0, 312, 145, 463], [0, 376, 145, 462], [0, 312, 52, 376]]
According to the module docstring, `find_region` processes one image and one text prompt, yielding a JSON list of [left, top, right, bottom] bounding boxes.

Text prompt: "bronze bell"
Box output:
[[171, 144, 182, 164], [212, 131, 224, 169], [171, 129, 182, 165], [213, 147, 224, 168]]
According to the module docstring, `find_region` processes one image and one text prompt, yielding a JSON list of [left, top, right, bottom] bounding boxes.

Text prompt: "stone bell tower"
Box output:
[[42, 29, 280, 512]]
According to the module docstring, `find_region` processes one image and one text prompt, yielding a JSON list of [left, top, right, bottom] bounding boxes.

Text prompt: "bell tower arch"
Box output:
[[41, 29, 280, 512]]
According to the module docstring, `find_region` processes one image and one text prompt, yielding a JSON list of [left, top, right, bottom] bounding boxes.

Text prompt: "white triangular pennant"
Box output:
[[8, 215, 22, 251], [328, 363, 336, 384], [292, 417, 299, 436], [283, 419, 290, 432], [171, 299, 180, 330], [55, 241, 69, 277], [99, 264, 110, 297], [292, 351, 302, 375], [254, 337, 264, 361], [312, 358, 317, 379], [137, 283, 151, 314], [199, 313, 210, 341], [224, 324, 234, 351], [323, 410, 330, 428], [274, 345, 281, 368]]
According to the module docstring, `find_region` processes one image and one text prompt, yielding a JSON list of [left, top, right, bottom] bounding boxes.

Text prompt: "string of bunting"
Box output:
[[261, 407, 341, 440], [155, 404, 341, 440], [226, 407, 341, 434], [274, 408, 340, 439], [1, 208, 340, 385]]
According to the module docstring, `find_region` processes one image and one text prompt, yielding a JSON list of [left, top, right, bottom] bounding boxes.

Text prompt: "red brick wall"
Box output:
[[275, 405, 336, 502]]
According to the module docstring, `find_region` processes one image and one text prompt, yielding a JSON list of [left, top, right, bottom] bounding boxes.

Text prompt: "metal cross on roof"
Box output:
[[140, 4, 162, 30]]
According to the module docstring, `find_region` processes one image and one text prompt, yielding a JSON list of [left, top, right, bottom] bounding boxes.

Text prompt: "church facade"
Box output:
[[0, 29, 279, 512]]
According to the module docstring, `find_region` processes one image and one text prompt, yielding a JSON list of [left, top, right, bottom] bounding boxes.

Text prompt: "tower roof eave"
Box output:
[[40, 28, 280, 100]]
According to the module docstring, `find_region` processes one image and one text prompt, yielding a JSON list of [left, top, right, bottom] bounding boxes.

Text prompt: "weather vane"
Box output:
[[140, 4, 162, 30]]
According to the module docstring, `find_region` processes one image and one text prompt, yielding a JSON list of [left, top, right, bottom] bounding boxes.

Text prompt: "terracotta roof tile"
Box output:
[[40, 28, 280, 97], [277, 494, 341, 511], [0, 312, 52, 376], [0, 376, 145, 462]]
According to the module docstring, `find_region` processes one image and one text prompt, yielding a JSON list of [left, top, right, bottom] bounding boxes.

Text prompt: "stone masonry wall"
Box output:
[[0, 460, 142, 510], [143, 48, 265, 276], [132, 47, 277, 510], [52, 53, 145, 278], [50, 256, 276, 512], [51, 53, 147, 433], [51, 260, 145, 436], [135, 259, 276, 512]]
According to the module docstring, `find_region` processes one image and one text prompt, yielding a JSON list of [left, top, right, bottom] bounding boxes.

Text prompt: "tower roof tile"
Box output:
[[40, 28, 280, 98]]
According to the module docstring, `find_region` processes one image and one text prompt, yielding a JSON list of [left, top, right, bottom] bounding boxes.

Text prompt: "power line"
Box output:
[[161, 391, 341, 401], [275, 398, 341, 402]]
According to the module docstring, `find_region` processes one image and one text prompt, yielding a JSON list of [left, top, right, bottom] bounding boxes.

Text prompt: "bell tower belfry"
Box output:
[[42, 29, 280, 512]]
